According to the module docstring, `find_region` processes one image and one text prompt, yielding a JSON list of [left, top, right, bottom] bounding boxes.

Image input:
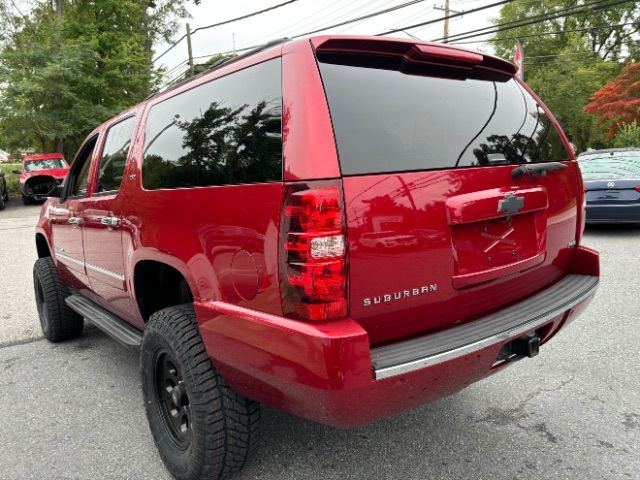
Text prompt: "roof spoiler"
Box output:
[[312, 37, 517, 77]]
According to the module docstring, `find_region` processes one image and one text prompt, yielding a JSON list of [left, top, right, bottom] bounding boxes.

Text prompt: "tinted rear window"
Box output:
[[579, 156, 640, 180], [143, 58, 282, 189], [317, 57, 570, 175]]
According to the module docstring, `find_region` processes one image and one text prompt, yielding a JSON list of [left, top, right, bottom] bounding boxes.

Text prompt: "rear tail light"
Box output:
[[280, 180, 347, 321], [635, 186, 640, 193]]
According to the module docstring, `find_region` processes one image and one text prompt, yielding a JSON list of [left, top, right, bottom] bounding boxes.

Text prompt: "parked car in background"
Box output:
[[578, 148, 640, 224], [0, 171, 8, 210], [13, 153, 69, 204], [32, 36, 599, 480]]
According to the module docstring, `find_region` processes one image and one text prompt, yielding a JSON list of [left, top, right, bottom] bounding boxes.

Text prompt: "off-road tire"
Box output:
[[141, 304, 260, 480], [0, 193, 4, 210], [33, 257, 84, 342], [22, 193, 32, 205]]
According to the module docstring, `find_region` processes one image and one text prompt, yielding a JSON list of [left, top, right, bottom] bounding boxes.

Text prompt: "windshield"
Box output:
[[317, 56, 570, 176], [23, 159, 66, 172], [579, 156, 640, 180]]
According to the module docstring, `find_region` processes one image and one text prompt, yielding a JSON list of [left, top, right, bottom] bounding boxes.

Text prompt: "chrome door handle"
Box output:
[[68, 217, 82, 225], [100, 217, 120, 228]]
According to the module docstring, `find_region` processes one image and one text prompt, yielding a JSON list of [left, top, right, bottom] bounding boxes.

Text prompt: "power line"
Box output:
[[195, 0, 433, 62], [152, 0, 301, 64], [437, 0, 630, 42], [436, 0, 602, 42], [290, 0, 429, 38], [450, 22, 637, 44], [334, 0, 405, 34], [243, 0, 345, 47], [437, 0, 636, 43], [163, 59, 189, 77], [376, 0, 514, 36]]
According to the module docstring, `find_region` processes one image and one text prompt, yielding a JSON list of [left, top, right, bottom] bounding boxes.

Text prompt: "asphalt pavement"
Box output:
[[0, 201, 639, 480], [0, 201, 42, 347]]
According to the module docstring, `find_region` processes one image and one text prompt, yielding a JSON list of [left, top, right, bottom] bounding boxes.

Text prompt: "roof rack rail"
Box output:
[[146, 37, 290, 101]]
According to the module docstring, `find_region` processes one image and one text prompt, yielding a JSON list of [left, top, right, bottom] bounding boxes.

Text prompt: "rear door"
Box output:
[[315, 40, 580, 345]]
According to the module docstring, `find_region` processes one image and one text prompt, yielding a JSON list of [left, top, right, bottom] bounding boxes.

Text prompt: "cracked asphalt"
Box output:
[[1, 200, 639, 480]]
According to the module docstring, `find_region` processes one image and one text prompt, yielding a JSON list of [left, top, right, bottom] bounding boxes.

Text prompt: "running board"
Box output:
[[65, 294, 142, 349]]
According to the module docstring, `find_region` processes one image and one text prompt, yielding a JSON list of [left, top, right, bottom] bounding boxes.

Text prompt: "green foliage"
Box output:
[[0, 0, 195, 157], [613, 121, 640, 148], [490, 0, 639, 152], [526, 47, 622, 152], [0, 163, 22, 195], [491, 0, 639, 76]]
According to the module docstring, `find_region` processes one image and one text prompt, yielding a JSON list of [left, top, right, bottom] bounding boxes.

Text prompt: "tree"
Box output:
[[0, 0, 196, 156], [489, 1, 638, 151], [491, 0, 640, 74], [526, 46, 622, 151], [584, 61, 640, 139]]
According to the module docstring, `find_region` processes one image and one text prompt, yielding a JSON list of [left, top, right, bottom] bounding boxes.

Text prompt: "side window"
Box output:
[[69, 136, 98, 198], [96, 116, 136, 193], [142, 58, 282, 189]]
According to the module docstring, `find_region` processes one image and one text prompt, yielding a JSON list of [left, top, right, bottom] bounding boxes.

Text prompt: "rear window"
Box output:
[[142, 58, 282, 189], [317, 56, 570, 176], [579, 155, 640, 180]]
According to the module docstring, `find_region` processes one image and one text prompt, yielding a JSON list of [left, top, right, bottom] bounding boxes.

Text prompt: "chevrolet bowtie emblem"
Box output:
[[498, 194, 524, 215]]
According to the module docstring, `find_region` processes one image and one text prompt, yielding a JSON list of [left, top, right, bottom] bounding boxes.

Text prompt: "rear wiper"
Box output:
[[511, 162, 567, 179]]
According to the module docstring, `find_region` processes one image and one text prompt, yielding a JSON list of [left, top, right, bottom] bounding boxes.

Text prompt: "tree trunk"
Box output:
[[52, 0, 64, 153]]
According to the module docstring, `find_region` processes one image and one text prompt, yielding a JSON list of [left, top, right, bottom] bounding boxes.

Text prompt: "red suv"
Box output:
[[15, 153, 69, 204], [33, 36, 599, 479]]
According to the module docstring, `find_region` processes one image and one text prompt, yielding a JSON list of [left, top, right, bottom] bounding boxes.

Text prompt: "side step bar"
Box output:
[[65, 294, 142, 349], [371, 274, 599, 380]]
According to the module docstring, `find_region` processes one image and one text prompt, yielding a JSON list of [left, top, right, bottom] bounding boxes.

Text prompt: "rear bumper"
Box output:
[[585, 203, 640, 223], [195, 246, 599, 428]]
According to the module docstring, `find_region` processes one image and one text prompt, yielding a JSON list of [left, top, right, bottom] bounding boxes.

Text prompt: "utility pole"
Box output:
[[443, 0, 450, 43], [186, 23, 194, 77], [434, 1, 463, 43]]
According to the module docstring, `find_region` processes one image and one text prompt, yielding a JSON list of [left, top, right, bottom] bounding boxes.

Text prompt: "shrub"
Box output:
[[613, 121, 640, 148], [0, 163, 22, 195]]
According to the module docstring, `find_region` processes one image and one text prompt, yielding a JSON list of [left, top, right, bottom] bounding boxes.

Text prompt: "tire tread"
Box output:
[[142, 304, 260, 480], [34, 257, 83, 342]]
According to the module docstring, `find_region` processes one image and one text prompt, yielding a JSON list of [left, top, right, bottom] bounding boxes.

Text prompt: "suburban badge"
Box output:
[[363, 284, 438, 307]]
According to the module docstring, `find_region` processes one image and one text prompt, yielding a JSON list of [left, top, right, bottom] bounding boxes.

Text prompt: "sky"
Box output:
[[154, 0, 510, 82]]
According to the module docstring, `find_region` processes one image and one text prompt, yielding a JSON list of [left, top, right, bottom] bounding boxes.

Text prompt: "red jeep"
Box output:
[[33, 36, 599, 480], [15, 153, 69, 204]]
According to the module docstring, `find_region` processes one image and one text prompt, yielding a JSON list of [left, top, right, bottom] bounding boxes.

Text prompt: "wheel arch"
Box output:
[[133, 258, 197, 322], [35, 232, 52, 258]]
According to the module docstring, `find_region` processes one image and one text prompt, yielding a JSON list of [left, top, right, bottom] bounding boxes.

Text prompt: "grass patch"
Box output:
[[0, 163, 22, 195]]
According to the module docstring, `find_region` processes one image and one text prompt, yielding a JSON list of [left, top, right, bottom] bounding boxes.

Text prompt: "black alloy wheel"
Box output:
[[154, 349, 192, 450], [141, 304, 260, 480]]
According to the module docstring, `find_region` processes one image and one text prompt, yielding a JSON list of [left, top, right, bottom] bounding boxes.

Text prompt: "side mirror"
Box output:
[[12, 169, 21, 175]]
